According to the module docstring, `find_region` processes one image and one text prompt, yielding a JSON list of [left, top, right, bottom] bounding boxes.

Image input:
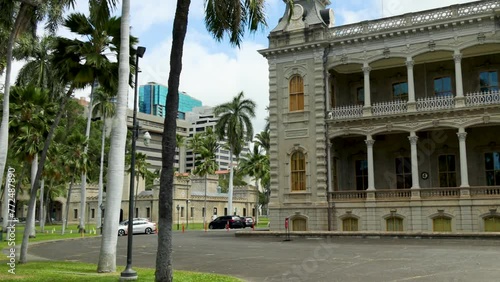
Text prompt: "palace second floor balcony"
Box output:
[[329, 91, 500, 120]]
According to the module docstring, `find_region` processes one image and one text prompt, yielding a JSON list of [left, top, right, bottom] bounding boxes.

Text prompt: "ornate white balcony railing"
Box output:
[[329, 0, 500, 39], [330, 186, 500, 202], [470, 186, 500, 197], [328, 105, 363, 120], [465, 91, 500, 106], [416, 95, 455, 111], [372, 100, 407, 116]]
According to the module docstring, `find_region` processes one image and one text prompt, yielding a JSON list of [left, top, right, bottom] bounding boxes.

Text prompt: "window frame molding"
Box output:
[[283, 66, 308, 113], [286, 145, 309, 193]]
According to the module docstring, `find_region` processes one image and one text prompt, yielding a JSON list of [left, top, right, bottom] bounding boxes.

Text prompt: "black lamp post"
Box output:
[[176, 205, 180, 230], [120, 45, 146, 281], [186, 199, 190, 229]]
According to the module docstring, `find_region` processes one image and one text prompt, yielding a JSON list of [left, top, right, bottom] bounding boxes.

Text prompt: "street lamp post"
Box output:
[[176, 205, 180, 230], [120, 46, 146, 281], [186, 199, 190, 229]]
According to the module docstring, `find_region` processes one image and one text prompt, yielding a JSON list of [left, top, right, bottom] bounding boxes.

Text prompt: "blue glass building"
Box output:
[[139, 82, 202, 119]]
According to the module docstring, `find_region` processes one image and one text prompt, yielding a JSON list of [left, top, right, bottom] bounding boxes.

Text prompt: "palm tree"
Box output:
[[97, 0, 131, 273], [0, 0, 76, 229], [176, 133, 185, 172], [8, 85, 56, 234], [156, 1, 294, 280], [19, 0, 125, 262], [60, 6, 124, 235], [213, 91, 256, 216], [60, 132, 88, 235], [92, 87, 116, 230], [15, 35, 58, 91], [127, 152, 149, 214], [238, 143, 268, 223], [189, 127, 220, 229]]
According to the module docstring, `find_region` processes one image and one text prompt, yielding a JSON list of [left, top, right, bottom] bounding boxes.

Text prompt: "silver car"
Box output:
[[118, 220, 156, 236]]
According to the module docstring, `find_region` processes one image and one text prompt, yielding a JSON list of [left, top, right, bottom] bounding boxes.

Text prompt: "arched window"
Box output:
[[386, 217, 403, 231], [342, 217, 358, 231], [433, 216, 452, 232], [289, 75, 304, 111], [291, 151, 306, 191], [484, 216, 500, 232]]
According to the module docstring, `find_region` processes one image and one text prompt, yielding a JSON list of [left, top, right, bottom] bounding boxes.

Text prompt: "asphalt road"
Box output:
[[29, 230, 500, 282]]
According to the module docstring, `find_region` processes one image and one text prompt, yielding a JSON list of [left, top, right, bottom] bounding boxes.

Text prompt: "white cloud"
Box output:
[[138, 39, 270, 133]]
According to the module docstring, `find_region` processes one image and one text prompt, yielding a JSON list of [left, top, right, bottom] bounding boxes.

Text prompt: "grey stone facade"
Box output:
[[260, 0, 500, 232]]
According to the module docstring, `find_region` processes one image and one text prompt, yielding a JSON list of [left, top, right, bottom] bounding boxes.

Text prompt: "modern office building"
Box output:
[[260, 0, 500, 232], [139, 82, 202, 120], [185, 106, 251, 173]]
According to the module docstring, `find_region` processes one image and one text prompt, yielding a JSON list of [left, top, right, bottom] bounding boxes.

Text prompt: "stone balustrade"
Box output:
[[330, 186, 500, 201]]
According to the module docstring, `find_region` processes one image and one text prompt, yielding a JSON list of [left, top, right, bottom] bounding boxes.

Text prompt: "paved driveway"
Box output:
[[29, 230, 500, 282]]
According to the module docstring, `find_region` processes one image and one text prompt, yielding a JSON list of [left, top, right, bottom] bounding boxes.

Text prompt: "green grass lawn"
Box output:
[[0, 261, 241, 281], [0, 224, 98, 251]]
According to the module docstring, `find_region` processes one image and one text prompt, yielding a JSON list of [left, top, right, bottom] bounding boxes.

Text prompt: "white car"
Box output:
[[118, 220, 156, 236]]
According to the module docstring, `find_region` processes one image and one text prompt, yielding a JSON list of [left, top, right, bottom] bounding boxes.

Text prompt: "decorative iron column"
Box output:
[[366, 135, 376, 190], [457, 128, 470, 187], [408, 132, 420, 189]]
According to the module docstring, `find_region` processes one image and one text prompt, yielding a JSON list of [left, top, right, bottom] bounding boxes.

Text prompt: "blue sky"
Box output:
[[5, 0, 478, 132]]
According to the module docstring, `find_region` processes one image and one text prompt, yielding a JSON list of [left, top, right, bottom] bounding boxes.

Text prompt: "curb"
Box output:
[[234, 230, 500, 240]]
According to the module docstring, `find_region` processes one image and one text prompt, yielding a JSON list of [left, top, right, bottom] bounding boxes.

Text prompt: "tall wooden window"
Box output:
[[355, 160, 368, 191], [485, 152, 500, 186], [289, 75, 304, 111], [434, 76, 453, 96], [386, 217, 403, 231], [395, 157, 412, 189], [433, 217, 452, 232], [291, 152, 306, 191], [479, 71, 499, 92], [438, 155, 456, 187], [342, 217, 358, 231], [393, 81, 408, 101]]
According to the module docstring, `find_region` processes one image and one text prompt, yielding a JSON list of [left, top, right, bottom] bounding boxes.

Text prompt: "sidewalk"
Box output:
[[235, 230, 500, 239]]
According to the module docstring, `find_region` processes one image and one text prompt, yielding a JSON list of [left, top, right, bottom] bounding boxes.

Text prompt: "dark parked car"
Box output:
[[208, 216, 245, 229]]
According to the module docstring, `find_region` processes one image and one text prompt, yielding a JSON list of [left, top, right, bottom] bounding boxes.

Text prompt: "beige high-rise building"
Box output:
[[260, 0, 500, 232]]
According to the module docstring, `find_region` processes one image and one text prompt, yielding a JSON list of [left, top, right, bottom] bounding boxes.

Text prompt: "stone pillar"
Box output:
[[408, 132, 420, 189], [454, 52, 465, 107], [406, 59, 416, 112], [457, 128, 469, 187], [362, 64, 372, 116], [365, 135, 375, 190]]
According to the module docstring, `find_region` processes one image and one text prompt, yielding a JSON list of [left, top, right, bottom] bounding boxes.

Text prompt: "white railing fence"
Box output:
[[416, 95, 455, 111], [372, 100, 407, 116], [329, 105, 363, 120], [465, 91, 500, 106]]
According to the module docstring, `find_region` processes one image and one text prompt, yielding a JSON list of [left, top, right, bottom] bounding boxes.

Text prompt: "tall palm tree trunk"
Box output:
[[228, 150, 234, 215], [97, 116, 106, 230], [39, 179, 44, 232], [62, 174, 75, 235], [20, 86, 75, 263], [80, 82, 95, 234], [29, 154, 38, 238], [0, 4, 29, 232], [97, 0, 130, 273], [156, 1, 191, 281]]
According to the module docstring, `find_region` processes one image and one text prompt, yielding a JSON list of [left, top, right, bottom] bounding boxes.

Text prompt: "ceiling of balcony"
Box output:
[[462, 43, 500, 57]]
